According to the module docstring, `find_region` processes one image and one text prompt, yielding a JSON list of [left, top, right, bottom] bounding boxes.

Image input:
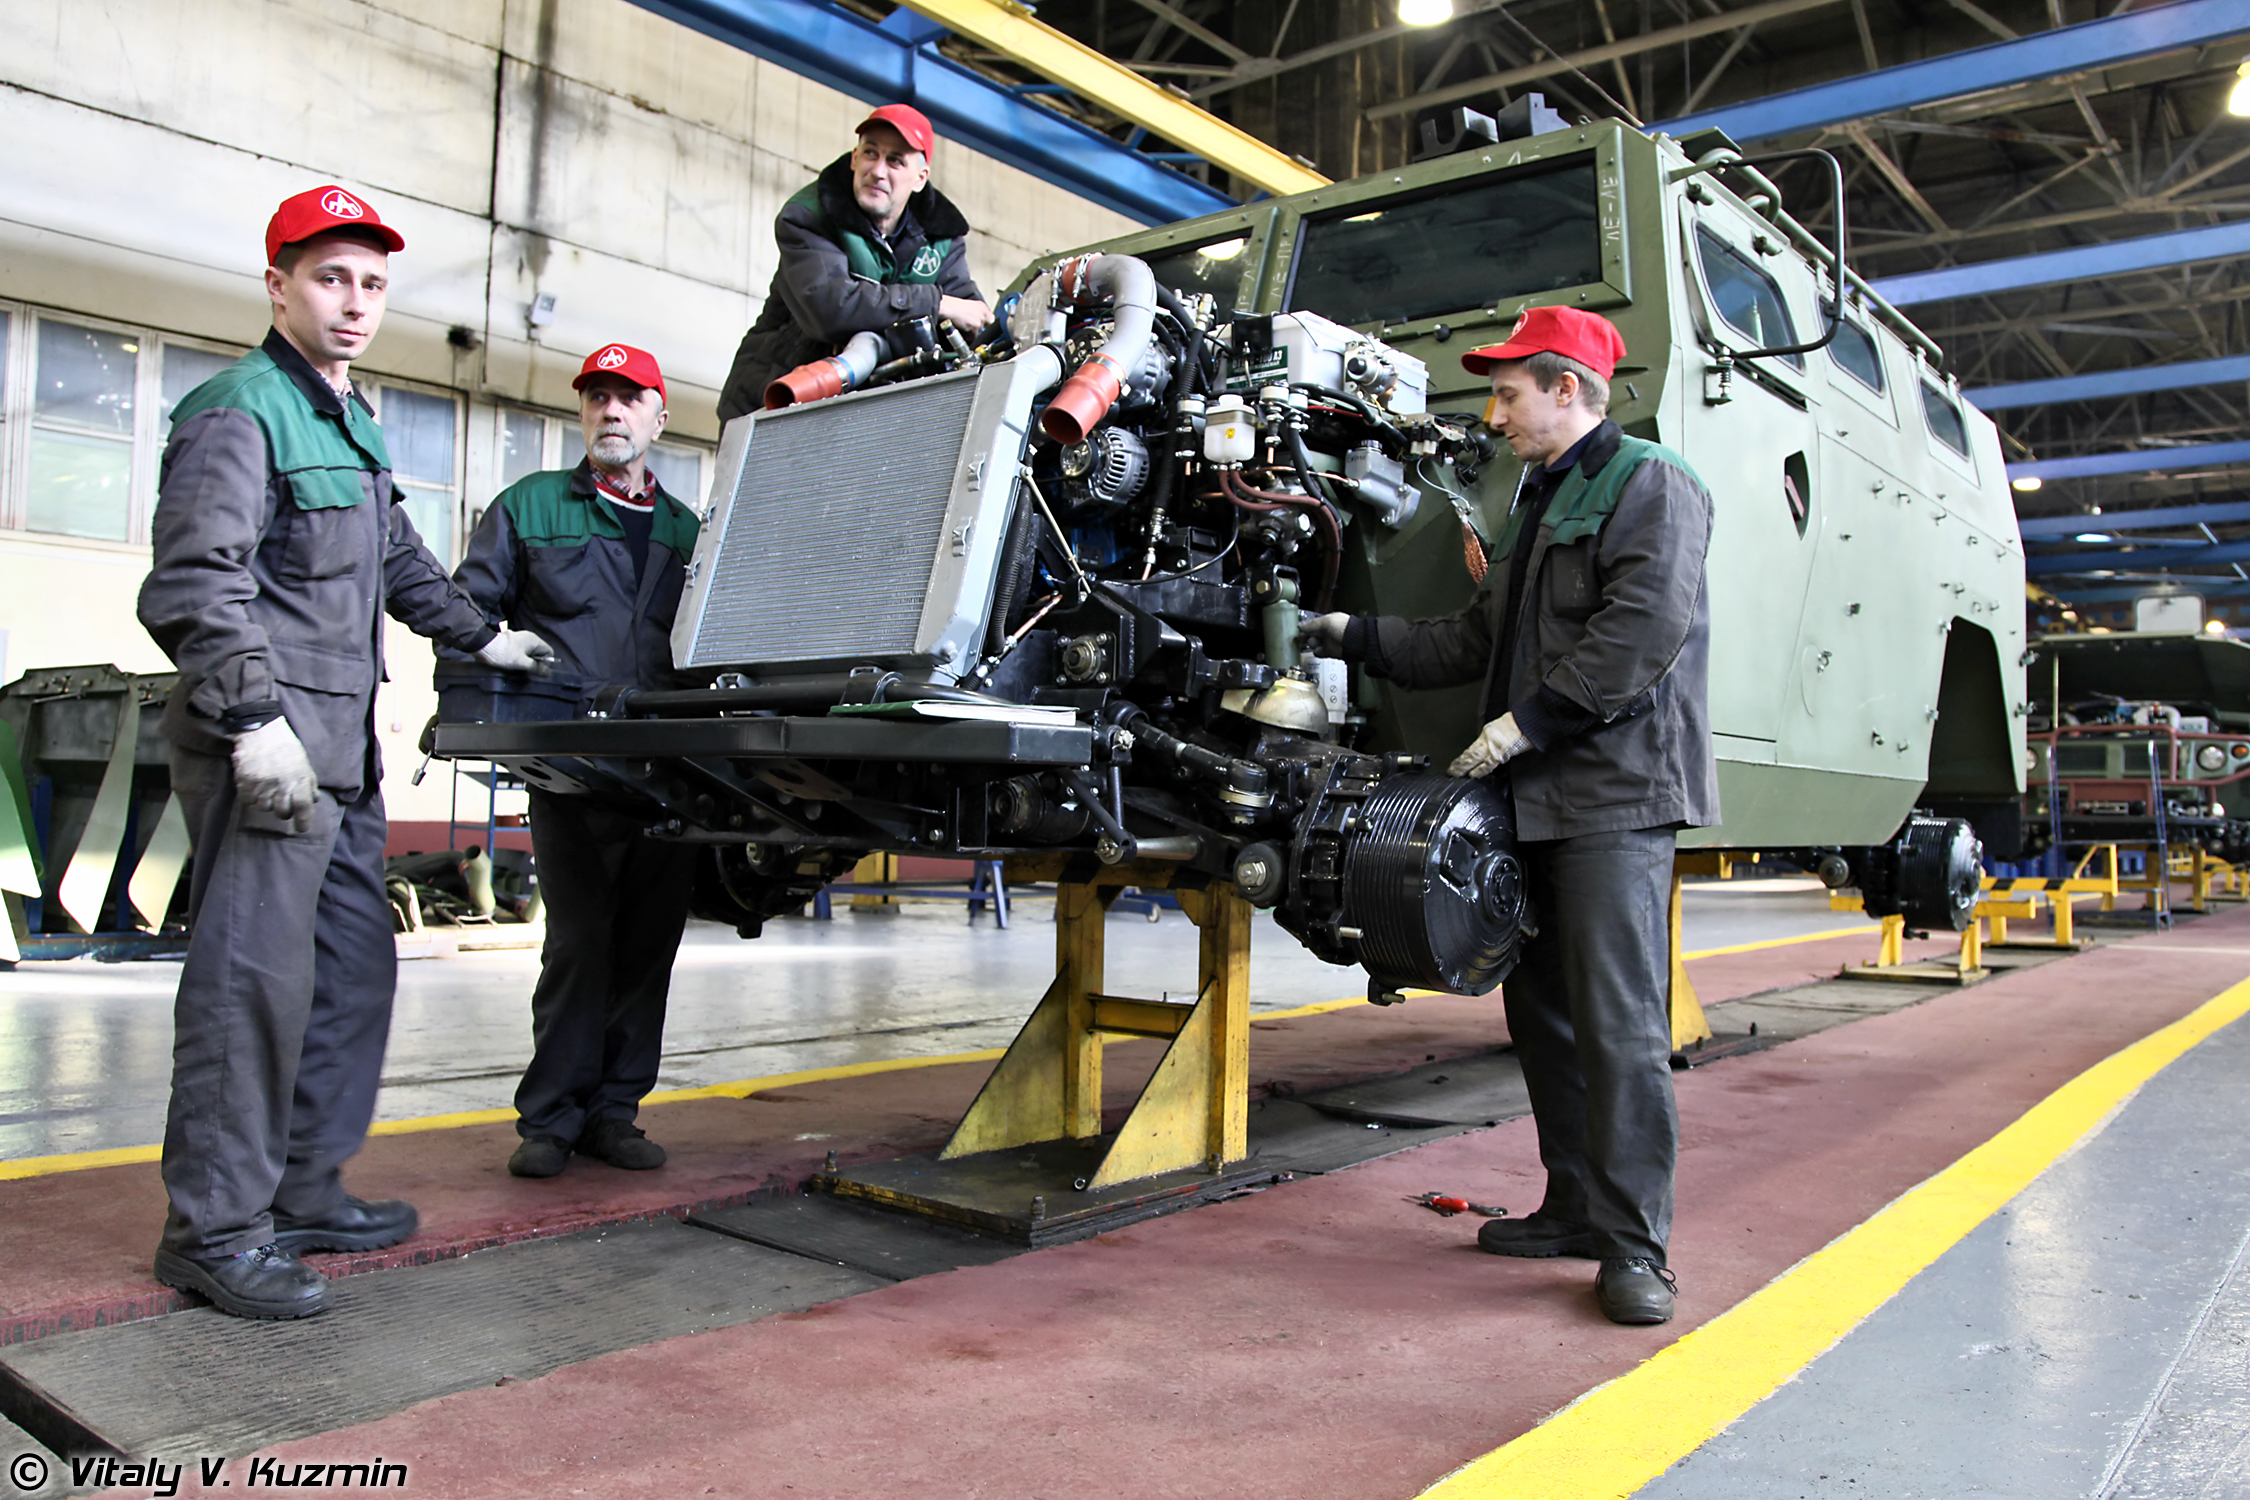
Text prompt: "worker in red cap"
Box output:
[[717, 102, 992, 422], [1301, 304, 1717, 1328], [453, 343, 702, 1180], [137, 187, 553, 1320]]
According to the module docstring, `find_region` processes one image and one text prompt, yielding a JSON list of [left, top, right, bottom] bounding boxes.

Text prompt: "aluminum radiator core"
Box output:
[[673, 357, 1053, 679]]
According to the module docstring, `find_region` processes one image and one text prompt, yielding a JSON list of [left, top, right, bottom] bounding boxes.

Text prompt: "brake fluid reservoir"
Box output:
[[1205, 395, 1257, 464]]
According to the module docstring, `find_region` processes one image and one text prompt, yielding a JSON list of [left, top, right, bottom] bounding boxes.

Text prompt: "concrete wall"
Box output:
[[0, 0, 1137, 827]]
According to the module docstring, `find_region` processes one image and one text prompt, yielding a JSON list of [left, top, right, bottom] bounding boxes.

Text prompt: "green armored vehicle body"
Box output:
[[1044, 116, 2026, 863], [437, 115, 2024, 1002]]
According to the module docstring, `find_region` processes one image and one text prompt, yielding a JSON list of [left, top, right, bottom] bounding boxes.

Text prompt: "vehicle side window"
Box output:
[[1920, 382, 1970, 456], [1142, 236, 1250, 318], [1826, 315, 1885, 392], [1694, 225, 1804, 370]]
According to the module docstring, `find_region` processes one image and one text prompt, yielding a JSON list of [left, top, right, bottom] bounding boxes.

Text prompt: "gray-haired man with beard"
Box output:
[[454, 343, 701, 1178]]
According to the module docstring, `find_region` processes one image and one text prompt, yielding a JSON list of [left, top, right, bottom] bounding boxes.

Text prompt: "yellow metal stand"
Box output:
[[1829, 896, 1985, 984], [1985, 845, 2118, 951], [941, 859, 1252, 1189], [1668, 852, 1736, 1050]]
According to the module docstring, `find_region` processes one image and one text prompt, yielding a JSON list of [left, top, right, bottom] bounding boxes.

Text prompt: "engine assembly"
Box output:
[[509, 252, 1512, 1002]]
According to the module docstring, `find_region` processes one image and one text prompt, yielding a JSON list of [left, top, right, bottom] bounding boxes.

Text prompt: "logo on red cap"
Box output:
[[596, 345, 629, 370], [572, 343, 666, 404], [320, 190, 366, 221]]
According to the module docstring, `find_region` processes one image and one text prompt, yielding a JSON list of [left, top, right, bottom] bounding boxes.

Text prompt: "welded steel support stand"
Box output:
[[942, 861, 1252, 1189], [1667, 853, 1723, 1050]]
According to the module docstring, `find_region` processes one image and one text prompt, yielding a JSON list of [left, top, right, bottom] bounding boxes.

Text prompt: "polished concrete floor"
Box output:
[[0, 877, 1855, 1163]]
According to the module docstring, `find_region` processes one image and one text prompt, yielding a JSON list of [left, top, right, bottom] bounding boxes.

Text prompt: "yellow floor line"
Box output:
[[1681, 925, 1873, 961], [0, 925, 1889, 1184], [1417, 971, 2250, 1500]]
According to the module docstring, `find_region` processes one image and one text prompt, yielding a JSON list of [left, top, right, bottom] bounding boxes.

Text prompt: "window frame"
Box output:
[[1915, 370, 1980, 480], [367, 376, 468, 568], [1685, 214, 1808, 375], [1821, 303, 1897, 424]]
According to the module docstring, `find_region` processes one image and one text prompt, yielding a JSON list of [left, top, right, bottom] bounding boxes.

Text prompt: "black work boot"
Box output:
[[154, 1244, 332, 1320], [1477, 1212, 1598, 1259], [1596, 1258, 1678, 1325], [272, 1196, 418, 1255], [508, 1136, 571, 1179], [577, 1118, 665, 1170]]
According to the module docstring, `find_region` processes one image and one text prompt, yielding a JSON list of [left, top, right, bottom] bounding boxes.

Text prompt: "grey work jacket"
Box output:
[[137, 331, 498, 799], [716, 154, 983, 422], [451, 461, 698, 691], [1359, 420, 1720, 842]]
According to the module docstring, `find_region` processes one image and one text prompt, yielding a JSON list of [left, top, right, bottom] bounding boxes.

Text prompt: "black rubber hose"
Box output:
[[985, 492, 1041, 655], [1152, 283, 1208, 399]]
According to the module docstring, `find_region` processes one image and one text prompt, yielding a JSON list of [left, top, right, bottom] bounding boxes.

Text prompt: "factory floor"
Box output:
[[1, 879, 2245, 1498]]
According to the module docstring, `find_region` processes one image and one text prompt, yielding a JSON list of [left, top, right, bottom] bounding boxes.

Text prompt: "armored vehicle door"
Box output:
[[1674, 199, 1824, 755]]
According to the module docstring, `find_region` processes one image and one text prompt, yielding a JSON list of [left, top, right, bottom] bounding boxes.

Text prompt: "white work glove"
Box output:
[[1447, 712, 1530, 779], [475, 628, 555, 676], [1297, 612, 1352, 656], [232, 718, 319, 822]]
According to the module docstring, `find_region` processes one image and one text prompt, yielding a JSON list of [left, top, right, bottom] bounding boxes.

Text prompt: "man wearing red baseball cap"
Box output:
[[717, 103, 992, 422], [137, 187, 553, 1319], [454, 343, 702, 1180], [1301, 304, 1717, 1327]]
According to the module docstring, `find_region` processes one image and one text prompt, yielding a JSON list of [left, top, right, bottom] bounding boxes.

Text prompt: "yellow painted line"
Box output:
[[0, 926, 1904, 1183], [1681, 925, 1875, 961], [1418, 971, 2250, 1500]]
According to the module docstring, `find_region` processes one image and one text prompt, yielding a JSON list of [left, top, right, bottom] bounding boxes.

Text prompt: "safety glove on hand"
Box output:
[[475, 629, 556, 676], [232, 718, 319, 821], [1297, 612, 1353, 656], [1447, 712, 1530, 779]]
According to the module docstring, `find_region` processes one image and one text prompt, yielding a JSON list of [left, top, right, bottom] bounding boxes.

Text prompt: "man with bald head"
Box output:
[[717, 103, 992, 421]]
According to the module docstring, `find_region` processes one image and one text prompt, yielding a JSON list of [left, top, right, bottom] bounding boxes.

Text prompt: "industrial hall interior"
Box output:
[[6, 0, 2250, 1493]]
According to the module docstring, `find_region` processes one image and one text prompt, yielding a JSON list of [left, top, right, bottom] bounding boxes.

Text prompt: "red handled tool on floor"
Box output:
[[1410, 1191, 1507, 1217]]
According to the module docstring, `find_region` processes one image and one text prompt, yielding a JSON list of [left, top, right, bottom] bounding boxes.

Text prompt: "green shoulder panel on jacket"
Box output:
[[496, 469, 701, 554], [1493, 436, 1707, 555], [168, 348, 390, 512]]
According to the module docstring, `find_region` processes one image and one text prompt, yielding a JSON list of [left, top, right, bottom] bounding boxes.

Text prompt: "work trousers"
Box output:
[[513, 791, 695, 1144], [1503, 827, 1679, 1264], [159, 747, 397, 1259]]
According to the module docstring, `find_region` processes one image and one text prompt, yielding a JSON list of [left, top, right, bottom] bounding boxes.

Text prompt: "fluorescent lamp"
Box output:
[[2075, 532, 2112, 543], [2230, 59, 2250, 118], [2011, 475, 2042, 493], [1398, 0, 1454, 25]]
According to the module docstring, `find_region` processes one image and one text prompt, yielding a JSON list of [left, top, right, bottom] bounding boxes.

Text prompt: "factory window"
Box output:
[[1825, 314, 1885, 393], [372, 384, 462, 564], [1694, 226, 1805, 370], [26, 319, 139, 542], [158, 343, 240, 427], [1920, 383, 1970, 456], [1288, 159, 1602, 327]]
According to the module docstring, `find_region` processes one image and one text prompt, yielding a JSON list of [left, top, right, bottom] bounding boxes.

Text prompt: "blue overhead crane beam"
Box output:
[[626, 0, 1231, 225], [1661, 0, 2250, 143], [1971, 355, 2250, 411], [1872, 221, 2250, 308], [2009, 440, 2250, 484], [2017, 499, 2250, 537], [2028, 537, 2250, 576]]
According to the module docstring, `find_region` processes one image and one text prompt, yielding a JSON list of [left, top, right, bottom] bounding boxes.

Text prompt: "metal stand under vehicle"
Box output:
[[812, 857, 1268, 1244]]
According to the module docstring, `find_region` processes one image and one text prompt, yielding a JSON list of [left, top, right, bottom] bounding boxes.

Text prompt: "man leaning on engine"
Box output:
[[1301, 305, 1718, 1327], [138, 185, 552, 1320], [715, 102, 992, 422]]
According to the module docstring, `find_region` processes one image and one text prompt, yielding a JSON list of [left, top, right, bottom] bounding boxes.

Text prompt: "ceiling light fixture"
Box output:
[[2011, 475, 2043, 492], [1398, 0, 1454, 25], [2230, 58, 2250, 118]]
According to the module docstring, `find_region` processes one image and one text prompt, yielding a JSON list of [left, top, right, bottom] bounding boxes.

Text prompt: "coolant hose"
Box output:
[[1039, 254, 1159, 445], [765, 329, 887, 410]]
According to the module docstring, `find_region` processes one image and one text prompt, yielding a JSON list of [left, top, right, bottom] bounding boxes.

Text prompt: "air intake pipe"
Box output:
[[1039, 254, 1159, 446], [765, 329, 887, 410]]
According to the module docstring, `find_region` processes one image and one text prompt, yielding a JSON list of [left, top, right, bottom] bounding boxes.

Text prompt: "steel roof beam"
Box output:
[[1970, 355, 2250, 412], [1871, 221, 2250, 308], [2027, 538, 2250, 576], [2009, 439, 2250, 485], [1658, 0, 2250, 143], [895, 0, 1327, 198], [2018, 500, 2250, 538], [625, 0, 1234, 224]]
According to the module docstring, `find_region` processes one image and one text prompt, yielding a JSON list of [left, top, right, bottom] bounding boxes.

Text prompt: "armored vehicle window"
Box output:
[[1920, 382, 1970, 456], [1142, 237, 1251, 318], [2054, 743, 2109, 775], [1826, 315, 1885, 392], [1287, 160, 1601, 328], [1693, 225, 1804, 370], [2121, 742, 2154, 777]]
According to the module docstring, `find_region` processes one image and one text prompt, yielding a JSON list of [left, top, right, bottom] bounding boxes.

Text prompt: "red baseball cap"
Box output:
[[265, 185, 405, 266], [573, 343, 666, 404], [857, 103, 936, 157], [1461, 306, 1628, 380]]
